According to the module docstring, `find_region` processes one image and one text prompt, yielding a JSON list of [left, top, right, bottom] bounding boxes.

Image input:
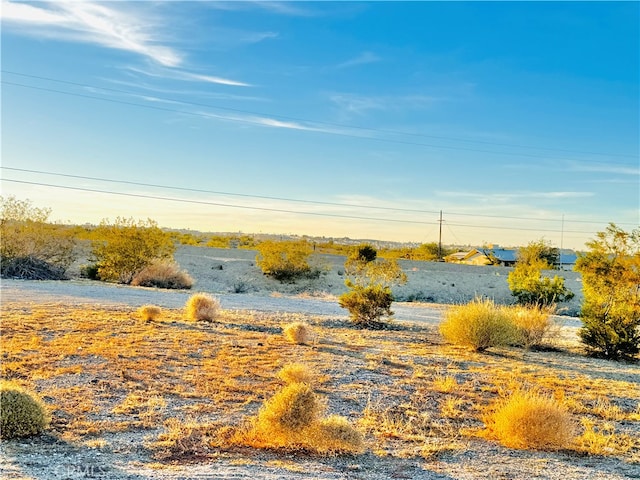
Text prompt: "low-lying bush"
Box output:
[[278, 363, 314, 385], [185, 293, 220, 322], [306, 415, 365, 454], [138, 305, 162, 322], [439, 298, 516, 351], [283, 322, 312, 344], [0, 381, 49, 439], [484, 390, 576, 450], [239, 373, 363, 454], [506, 305, 556, 349], [131, 261, 194, 290]]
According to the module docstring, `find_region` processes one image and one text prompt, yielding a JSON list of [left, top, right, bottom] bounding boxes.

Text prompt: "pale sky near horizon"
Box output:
[[1, 1, 638, 249]]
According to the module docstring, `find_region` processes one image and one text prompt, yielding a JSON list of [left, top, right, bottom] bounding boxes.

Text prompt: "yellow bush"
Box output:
[[137, 305, 162, 321], [306, 415, 365, 454], [440, 298, 516, 351], [278, 363, 313, 385], [0, 381, 49, 439], [185, 293, 220, 322], [283, 322, 312, 344], [506, 305, 555, 348], [485, 390, 576, 450], [257, 382, 323, 434], [255, 240, 319, 283]]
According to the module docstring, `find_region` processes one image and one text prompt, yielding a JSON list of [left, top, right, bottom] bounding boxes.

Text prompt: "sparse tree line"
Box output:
[[1, 195, 638, 360]]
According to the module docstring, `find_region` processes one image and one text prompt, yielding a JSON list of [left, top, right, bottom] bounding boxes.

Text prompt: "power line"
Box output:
[[0, 178, 438, 226], [0, 166, 440, 215], [3, 166, 635, 227], [3, 69, 636, 160], [3, 79, 638, 167], [0, 178, 609, 234]]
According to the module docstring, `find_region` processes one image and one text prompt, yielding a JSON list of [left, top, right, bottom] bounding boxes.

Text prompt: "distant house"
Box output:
[[448, 246, 578, 269], [447, 246, 517, 266]]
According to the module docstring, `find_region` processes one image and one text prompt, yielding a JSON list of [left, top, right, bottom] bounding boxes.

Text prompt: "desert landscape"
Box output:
[[1, 244, 638, 480]]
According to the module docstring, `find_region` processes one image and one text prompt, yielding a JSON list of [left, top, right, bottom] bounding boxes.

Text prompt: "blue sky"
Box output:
[[1, 1, 638, 249]]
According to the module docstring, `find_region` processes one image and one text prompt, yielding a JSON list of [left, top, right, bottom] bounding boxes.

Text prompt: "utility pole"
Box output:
[[559, 214, 564, 270], [438, 210, 443, 261]]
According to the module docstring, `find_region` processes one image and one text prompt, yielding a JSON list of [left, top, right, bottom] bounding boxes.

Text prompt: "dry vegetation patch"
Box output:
[[1, 301, 638, 477]]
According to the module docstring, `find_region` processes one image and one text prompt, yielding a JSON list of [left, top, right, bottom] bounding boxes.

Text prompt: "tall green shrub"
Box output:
[[575, 224, 640, 360], [91, 217, 175, 284], [339, 244, 407, 328], [508, 240, 573, 307]]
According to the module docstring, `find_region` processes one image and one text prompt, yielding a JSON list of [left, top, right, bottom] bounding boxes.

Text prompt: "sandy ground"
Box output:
[[3, 245, 629, 480]]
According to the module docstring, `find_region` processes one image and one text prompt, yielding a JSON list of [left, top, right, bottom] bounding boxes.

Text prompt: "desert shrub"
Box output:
[[0, 381, 49, 439], [575, 224, 640, 360], [0, 196, 76, 280], [505, 305, 556, 349], [255, 240, 319, 283], [508, 260, 574, 307], [339, 284, 394, 329], [339, 244, 407, 328], [256, 383, 323, 436], [508, 240, 573, 307], [439, 298, 517, 352], [80, 263, 100, 280], [91, 217, 175, 284], [185, 293, 220, 322], [138, 305, 162, 321], [240, 377, 362, 455], [306, 415, 365, 454], [131, 261, 194, 289], [1, 256, 67, 280], [283, 322, 312, 344], [485, 390, 576, 450], [278, 363, 314, 385]]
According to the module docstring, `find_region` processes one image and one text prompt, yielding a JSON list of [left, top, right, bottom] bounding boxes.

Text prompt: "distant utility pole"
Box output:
[[559, 214, 565, 269], [438, 210, 443, 260]]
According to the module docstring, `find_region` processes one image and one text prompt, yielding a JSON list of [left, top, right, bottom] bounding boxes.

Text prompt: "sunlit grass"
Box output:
[[1, 301, 638, 468]]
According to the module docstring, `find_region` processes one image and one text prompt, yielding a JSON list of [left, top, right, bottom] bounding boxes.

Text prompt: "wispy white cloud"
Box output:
[[193, 110, 355, 135], [336, 51, 381, 69], [2, 1, 182, 67], [124, 65, 251, 88], [436, 191, 594, 202], [329, 92, 444, 115], [568, 161, 640, 176]]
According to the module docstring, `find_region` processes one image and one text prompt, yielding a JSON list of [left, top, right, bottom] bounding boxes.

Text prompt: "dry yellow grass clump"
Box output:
[[307, 415, 365, 454], [131, 261, 194, 290], [485, 390, 576, 450], [506, 305, 556, 349], [278, 363, 314, 385], [138, 305, 162, 321], [241, 377, 363, 454], [185, 293, 220, 322], [0, 381, 50, 439], [440, 298, 516, 351], [283, 321, 312, 344]]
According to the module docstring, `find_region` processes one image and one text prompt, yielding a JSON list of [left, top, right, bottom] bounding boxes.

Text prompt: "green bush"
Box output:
[[91, 217, 175, 284], [508, 240, 573, 307], [255, 240, 319, 283], [0, 381, 49, 439], [575, 224, 640, 360], [440, 298, 517, 352], [339, 244, 406, 328], [339, 284, 394, 328], [0, 196, 76, 280]]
